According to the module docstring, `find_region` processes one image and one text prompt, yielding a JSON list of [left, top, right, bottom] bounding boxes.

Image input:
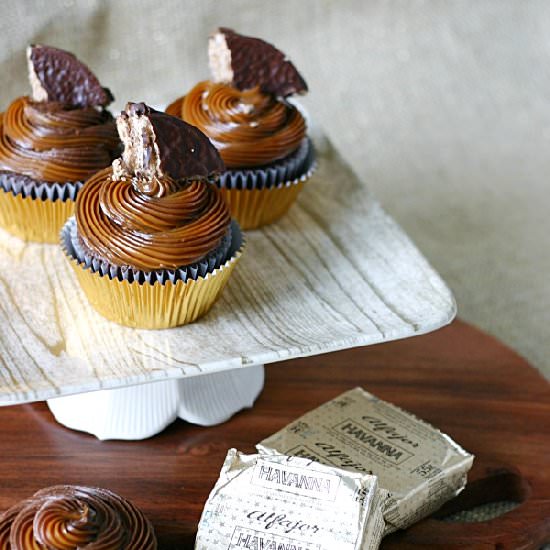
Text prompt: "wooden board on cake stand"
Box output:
[[1, 320, 548, 549]]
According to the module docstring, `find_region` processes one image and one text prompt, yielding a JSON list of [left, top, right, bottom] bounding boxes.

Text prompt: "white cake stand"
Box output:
[[0, 134, 456, 440]]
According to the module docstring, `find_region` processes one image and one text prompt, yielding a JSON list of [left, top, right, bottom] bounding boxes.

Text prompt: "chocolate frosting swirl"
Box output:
[[76, 167, 231, 271], [0, 96, 119, 183], [0, 485, 156, 549], [166, 81, 306, 169], [0, 501, 23, 550]]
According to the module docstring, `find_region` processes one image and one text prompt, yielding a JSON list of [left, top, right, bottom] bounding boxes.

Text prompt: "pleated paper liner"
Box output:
[[0, 172, 82, 244], [61, 218, 244, 329], [219, 181, 306, 229], [219, 138, 315, 190], [218, 138, 317, 230]]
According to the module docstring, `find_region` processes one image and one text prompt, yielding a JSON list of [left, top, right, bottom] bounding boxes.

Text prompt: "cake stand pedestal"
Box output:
[[47, 365, 265, 440]]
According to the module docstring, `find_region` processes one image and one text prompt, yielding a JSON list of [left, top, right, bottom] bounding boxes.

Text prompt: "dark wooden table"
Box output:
[[1, 320, 549, 549]]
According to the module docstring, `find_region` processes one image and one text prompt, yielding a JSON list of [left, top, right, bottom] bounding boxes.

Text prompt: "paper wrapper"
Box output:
[[257, 387, 474, 534], [195, 450, 385, 550], [0, 172, 81, 244], [61, 218, 244, 329], [218, 138, 317, 230]]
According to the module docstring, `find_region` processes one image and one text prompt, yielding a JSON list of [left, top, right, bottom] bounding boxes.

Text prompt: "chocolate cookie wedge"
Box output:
[[113, 102, 224, 189], [27, 44, 113, 107], [209, 27, 308, 98]]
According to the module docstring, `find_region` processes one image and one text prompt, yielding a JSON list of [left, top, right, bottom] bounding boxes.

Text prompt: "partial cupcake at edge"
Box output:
[[0, 45, 120, 243], [0, 485, 156, 549], [166, 27, 316, 230], [61, 101, 243, 329]]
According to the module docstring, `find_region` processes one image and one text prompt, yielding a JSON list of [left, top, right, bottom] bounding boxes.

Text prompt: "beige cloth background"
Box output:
[[1, 0, 548, 379]]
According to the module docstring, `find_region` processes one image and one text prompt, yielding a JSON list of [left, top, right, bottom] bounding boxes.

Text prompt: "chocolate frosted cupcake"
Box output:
[[166, 27, 316, 230], [62, 102, 243, 329], [0, 45, 119, 243], [0, 485, 156, 549]]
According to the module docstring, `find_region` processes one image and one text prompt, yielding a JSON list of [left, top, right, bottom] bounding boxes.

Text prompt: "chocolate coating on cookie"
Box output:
[[27, 44, 114, 107], [113, 102, 224, 194], [209, 27, 308, 98]]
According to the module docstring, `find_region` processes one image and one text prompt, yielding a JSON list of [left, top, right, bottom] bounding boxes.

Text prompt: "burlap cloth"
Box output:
[[0, 0, 548, 531]]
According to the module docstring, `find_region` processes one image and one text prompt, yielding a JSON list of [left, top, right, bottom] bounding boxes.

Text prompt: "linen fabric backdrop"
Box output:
[[0, 0, 548, 379]]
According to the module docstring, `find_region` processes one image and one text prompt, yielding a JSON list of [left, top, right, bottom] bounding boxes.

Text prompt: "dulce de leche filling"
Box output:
[[0, 485, 156, 549], [166, 81, 306, 169], [75, 167, 231, 271], [0, 96, 119, 183]]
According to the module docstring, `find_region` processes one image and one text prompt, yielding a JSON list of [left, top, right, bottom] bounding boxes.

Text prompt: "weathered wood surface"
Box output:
[[0, 320, 548, 549], [0, 134, 454, 404]]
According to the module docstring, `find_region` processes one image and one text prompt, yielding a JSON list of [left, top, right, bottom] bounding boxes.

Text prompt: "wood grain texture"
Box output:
[[0, 320, 548, 549], [0, 133, 455, 405]]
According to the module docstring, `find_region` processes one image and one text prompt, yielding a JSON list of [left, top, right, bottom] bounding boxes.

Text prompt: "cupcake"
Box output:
[[61, 102, 243, 329], [0, 45, 119, 243], [0, 485, 156, 549], [166, 27, 316, 230]]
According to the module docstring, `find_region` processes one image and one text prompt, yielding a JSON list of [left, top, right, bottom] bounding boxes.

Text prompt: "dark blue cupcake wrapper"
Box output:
[[218, 137, 316, 191], [0, 171, 83, 202], [61, 217, 242, 286]]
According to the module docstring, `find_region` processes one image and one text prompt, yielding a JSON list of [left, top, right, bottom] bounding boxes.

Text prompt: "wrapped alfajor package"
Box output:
[[257, 387, 474, 534], [195, 449, 385, 549]]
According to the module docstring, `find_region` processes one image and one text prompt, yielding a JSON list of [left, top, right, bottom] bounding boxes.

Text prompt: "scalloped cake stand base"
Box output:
[[46, 365, 265, 440]]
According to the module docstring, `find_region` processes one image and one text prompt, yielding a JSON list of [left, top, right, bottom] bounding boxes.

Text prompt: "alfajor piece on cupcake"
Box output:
[[61, 102, 243, 329], [0, 45, 119, 243], [166, 28, 316, 230]]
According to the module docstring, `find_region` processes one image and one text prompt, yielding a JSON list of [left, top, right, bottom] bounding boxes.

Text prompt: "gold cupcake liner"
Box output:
[[219, 179, 306, 230], [0, 189, 75, 243], [66, 244, 244, 330]]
